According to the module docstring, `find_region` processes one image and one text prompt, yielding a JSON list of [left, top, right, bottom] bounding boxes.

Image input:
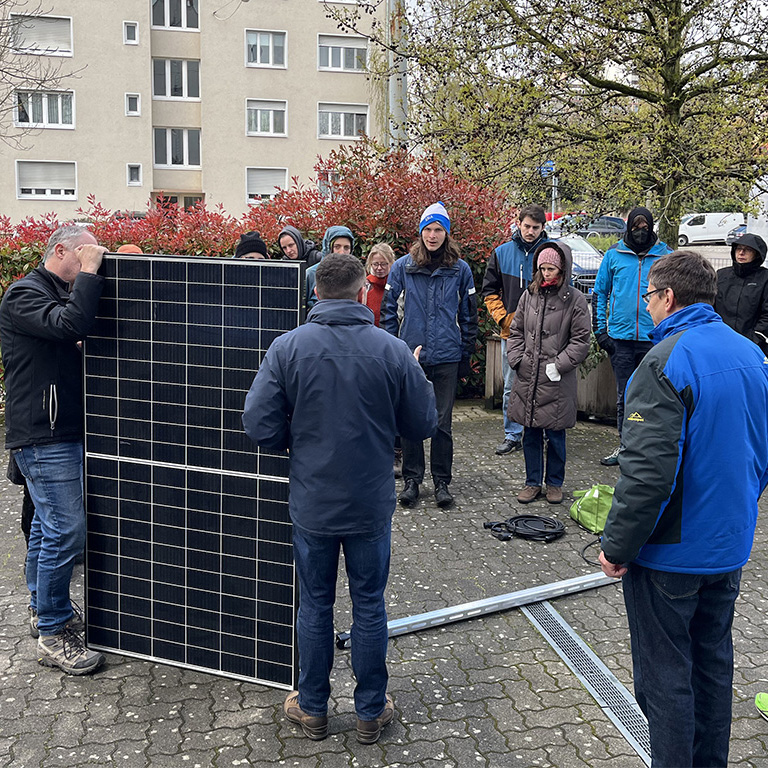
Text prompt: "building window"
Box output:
[[154, 128, 201, 167], [246, 167, 287, 202], [246, 30, 286, 68], [15, 91, 74, 128], [317, 169, 341, 200], [127, 164, 142, 186], [246, 100, 286, 136], [154, 194, 204, 210], [125, 94, 141, 116], [16, 160, 76, 199], [152, 59, 200, 99], [318, 103, 368, 139], [123, 21, 139, 44], [318, 35, 367, 72], [10, 14, 72, 56], [151, 0, 199, 30]]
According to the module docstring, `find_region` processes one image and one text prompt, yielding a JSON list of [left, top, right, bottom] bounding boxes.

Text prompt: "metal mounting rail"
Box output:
[[335, 571, 615, 649]]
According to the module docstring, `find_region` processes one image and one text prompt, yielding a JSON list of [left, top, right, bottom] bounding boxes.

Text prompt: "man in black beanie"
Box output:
[[235, 231, 269, 259]]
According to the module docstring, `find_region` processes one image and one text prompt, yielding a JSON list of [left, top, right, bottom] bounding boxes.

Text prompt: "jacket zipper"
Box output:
[[49, 384, 58, 433]]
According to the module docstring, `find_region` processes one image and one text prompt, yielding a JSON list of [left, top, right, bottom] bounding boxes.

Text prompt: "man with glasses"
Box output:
[[592, 207, 672, 465]]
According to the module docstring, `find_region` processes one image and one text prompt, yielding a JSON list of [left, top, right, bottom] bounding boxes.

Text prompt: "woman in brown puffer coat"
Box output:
[[506, 241, 591, 505]]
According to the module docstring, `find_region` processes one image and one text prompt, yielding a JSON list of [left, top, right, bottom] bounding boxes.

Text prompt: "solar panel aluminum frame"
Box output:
[[83, 253, 304, 689]]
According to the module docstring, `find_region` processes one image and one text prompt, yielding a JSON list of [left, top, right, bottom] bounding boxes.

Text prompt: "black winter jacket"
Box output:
[[0, 265, 104, 449]]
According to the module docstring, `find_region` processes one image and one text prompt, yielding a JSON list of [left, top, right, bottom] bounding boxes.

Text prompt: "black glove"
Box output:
[[596, 332, 615, 355], [457, 358, 472, 380]]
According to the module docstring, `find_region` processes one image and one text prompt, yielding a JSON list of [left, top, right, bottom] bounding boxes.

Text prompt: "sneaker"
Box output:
[[29, 603, 85, 640], [398, 479, 419, 507], [546, 485, 564, 505], [600, 447, 621, 466], [434, 481, 454, 508], [357, 694, 394, 745], [283, 691, 328, 740], [393, 449, 403, 479], [37, 626, 105, 675], [756, 692, 768, 722], [517, 485, 542, 504], [495, 438, 522, 455]]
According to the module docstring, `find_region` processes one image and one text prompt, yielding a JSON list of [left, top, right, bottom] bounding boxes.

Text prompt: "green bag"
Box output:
[[569, 484, 614, 534]]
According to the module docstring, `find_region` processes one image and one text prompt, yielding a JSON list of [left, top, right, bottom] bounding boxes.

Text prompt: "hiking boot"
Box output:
[[600, 447, 620, 466], [434, 481, 454, 508], [29, 603, 85, 640], [756, 692, 768, 722], [495, 438, 522, 455], [393, 449, 403, 479], [517, 485, 542, 504], [398, 479, 419, 506], [546, 485, 564, 505], [37, 626, 105, 675], [283, 691, 328, 740], [357, 694, 394, 745]]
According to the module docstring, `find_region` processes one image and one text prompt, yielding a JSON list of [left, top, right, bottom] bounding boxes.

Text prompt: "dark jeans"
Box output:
[[402, 362, 458, 485], [292, 526, 391, 721], [522, 428, 566, 487], [609, 339, 653, 434], [623, 563, 740, 768]]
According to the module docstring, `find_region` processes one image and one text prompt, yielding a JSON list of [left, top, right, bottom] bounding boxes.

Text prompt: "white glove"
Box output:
[[546, 363, 561, 382]]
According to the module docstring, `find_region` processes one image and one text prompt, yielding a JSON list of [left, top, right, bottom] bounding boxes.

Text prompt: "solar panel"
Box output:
[[83, 254, 303, 688]]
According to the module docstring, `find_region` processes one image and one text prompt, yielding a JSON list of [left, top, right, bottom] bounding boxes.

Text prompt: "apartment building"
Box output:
[[1, 0, 385, 221]]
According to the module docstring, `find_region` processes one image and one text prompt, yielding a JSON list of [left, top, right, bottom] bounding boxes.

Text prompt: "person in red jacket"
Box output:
[[363, 243, 396, 326]]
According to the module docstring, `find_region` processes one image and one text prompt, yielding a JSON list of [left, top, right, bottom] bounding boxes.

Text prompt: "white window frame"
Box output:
[[16, 160, 77, 200], [123, 21, 139, 45], [317, 102, 368, 140], [245, 99, 287, 137], [125, 93, 141, 116], [152, 59, 200, 101], [153, 127, 201, 169], [317, 34, 368, 72], [150, 0, 199, 31], [246, 167, 288, 204], [10, 14, 73, 57], [317, 169, 341, 200], [126, 164, 143, 186], [14, 90, 75, 129], [245, 29, 287, 69]]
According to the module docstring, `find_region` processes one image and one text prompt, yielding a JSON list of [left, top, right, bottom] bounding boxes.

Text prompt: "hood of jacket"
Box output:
[[625, 207, 658, 254], [649, 302, 723, 344], [306, 298, 374, 326], [322, 225, 355, 255], [531, 240, 574, 301], [731, 232, 767, 267], [278, 225, 312, 260]]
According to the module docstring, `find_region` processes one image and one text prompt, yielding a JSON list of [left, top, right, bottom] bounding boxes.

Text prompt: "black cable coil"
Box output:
[[483, 514, 566, 543]]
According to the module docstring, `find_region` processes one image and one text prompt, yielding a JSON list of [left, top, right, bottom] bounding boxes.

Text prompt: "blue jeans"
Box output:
[[500, 339, 523, 441], [522, 428, 566, 487], [623, 563, 740, 768], [609, 339, 653, 434], [15, 442, 85, 635], [292, 526, 391, 721]]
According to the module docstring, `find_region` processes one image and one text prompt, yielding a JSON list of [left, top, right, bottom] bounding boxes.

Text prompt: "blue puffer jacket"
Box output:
[[602, 303, 768, 573], [593, 239, 673, 340], [242, 300, 437, 536], [381, 254, 478, 365]]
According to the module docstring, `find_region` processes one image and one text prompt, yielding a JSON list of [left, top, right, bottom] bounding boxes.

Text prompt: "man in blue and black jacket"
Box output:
[[599, 250, 768, 768]]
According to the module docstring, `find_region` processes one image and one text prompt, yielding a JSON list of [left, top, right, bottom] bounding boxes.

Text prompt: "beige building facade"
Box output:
[[0, 0, 384, 221]]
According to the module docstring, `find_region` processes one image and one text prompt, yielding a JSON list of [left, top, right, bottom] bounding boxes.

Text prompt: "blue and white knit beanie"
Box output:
[[419, 202, 450, 234]]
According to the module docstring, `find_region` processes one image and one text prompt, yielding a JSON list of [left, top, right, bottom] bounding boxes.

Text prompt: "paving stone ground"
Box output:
[[1, 402, 767, 767]]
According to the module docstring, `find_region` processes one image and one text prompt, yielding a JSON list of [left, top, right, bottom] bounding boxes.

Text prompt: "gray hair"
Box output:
[[43, 224, 91, 263]]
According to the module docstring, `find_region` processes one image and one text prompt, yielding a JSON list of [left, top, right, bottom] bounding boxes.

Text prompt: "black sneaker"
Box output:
[[434, 481, 454, 508], [495, 438, 522, 455], [398, 479, 419, 506]]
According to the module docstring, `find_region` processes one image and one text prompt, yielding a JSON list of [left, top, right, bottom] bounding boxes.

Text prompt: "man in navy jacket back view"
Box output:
[[243, 253, 437, 744]]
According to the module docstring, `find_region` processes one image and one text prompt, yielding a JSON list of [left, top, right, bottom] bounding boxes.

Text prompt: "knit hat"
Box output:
[[117, 244, 143, 254], [537, 247, 563, 271], [235, 231, 268, 259], [419, 202, 450, 234]]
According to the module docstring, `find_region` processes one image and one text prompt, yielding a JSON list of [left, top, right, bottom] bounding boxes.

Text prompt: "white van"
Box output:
[[677, 212, 745, 246]]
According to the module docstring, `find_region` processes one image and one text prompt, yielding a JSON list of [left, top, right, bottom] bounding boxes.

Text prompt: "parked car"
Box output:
[[558, 234, 603, 297], [575, 215, 626, 240], [547, 212, 589, 237], [677, 212, 744, 246], [725, 224, 747, 246]]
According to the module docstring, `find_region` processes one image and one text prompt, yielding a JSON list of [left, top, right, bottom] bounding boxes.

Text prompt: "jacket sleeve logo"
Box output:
[[626, 412, 644, 422]]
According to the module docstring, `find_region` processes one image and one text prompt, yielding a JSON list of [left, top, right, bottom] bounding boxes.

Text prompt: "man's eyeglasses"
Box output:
[[642, 287, 666, 304]]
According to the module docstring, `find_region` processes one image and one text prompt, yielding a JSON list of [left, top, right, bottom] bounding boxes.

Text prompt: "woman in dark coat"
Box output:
[[506, 241, 591, 505]]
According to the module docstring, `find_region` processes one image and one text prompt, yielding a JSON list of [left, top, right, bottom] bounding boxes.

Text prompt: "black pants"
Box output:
[[401, 362, 458, 485], [609, 339, 653, 435]]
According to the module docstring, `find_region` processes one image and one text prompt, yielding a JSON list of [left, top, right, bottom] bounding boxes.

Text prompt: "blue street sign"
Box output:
[[539, 160, 555, 178]]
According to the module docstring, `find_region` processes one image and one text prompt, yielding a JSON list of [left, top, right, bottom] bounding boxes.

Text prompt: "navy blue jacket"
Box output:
[[381, 254, 478, 365], [602, 303, 768, 573], [242, 300, 437, 536]]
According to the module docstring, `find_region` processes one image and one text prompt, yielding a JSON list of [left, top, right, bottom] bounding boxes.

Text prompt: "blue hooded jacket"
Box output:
[[305, 226, 356, 311]]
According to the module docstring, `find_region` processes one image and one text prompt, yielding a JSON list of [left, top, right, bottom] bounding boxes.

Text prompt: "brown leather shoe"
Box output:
[[357, 694, 394, 744], [283, 691, 328, 740], [517, 485, 542, 504], [546, 485, 564, 504]]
